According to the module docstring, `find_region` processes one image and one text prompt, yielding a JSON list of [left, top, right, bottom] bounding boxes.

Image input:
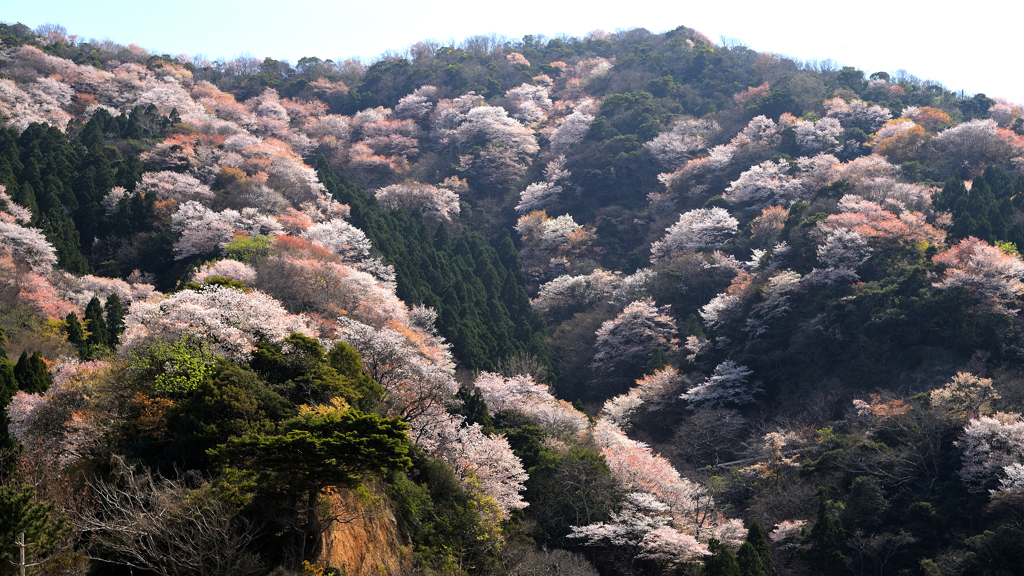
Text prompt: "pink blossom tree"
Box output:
[[932, 237, 1024, 315]]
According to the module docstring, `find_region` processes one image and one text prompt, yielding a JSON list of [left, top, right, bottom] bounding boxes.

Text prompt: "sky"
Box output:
[[4, 0, 1024, 103]]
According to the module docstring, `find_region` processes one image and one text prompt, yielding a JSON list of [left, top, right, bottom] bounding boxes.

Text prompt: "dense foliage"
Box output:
[[3, 17, 1024, 576]]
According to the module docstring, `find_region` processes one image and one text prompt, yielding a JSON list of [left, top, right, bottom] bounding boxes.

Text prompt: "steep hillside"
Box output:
[[2, 20, 1024, 576]]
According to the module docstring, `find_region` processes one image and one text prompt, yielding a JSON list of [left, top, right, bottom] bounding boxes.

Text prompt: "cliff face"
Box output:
[[320, 483, 412, 576]]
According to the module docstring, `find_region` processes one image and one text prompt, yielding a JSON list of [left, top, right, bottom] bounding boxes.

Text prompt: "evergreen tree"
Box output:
[[104, 293, 125, 348], [703, 538, 741, 576], [737, 542, 765, 576], [799, 487, 847, 574], [745, 520, 774, 573], [455, 385, 493, 429], [0, 483, 69, 572], [63, 313, 86, 357], [13, 351, 50, 394], [646, 347, 668, 374], [84, 296, 107, 353], [0, 330, 19, 474]]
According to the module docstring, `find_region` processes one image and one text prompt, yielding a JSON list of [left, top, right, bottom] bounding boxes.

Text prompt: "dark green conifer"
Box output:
[[703, 538, 741, 576], [84, 296, 107, 351], [737, 542, 765, 576], [104, 293, 125, 348], [745, 520, 774, 573]]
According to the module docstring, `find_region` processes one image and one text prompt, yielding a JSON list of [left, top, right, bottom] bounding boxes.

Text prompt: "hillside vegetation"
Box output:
[[2, 20, 1024, 576]]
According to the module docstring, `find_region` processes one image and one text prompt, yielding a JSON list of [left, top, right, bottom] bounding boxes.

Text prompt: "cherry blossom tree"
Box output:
[[17, 271, 80, 319], [750, 206, 788, 248], [0, 187, 32, 224], [734, 115, 779, 146], [0, 221, 58, 273], [796, 154, 839, 193], [957, 414, 1024, 493], [932, 237, 1024, 315], [301, 219, 372, 262], [192, 259, 257, 284], [812, 227, 871, 284], [569, 492, 709, 564], [516, 211, 584, 253], [601, 367, 683, 427], [745, 270, 803, 337], [724, 160, 803, 208], [931, 372, 1000, 418], [591, 421, 739, 543], [770, 520, 808, 549], [515, 155, 571, 214], [548, 105, 596, 151], [933, 119, 1024, 176], [415, 411, 528, 517], [393, 85, 438, 119], [794, 117, 844, 154], [645, 118, 720, 169], [988, 100, 1023, 128], [700, 271, 754, 329], [504, 83, 552, 124], [506, 53, 531, 66], [658, 144, 737, 195], [824, 98, 891, 133], [650, 208, 739, 262], [733, 83, 770, 108], [681, 360, 760, 408], [337, 319, 457, 423], [823, 195, 943, 246], [473, 371, 589, 436], [574, 58, 613, 79], [171, 202, 283, 260], [136, 171, 214, 203], [532, 269, 621, 316], [374, 182, 460, 224], [591, 299, 679, 373], [120, 285, 314, 361]]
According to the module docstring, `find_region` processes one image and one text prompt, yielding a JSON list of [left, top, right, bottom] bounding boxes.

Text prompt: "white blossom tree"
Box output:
[[374, 182, 460, 224], [681, 360, 759, 408], [724, 160, 803, 208], [795, 117, 844, 154], [120, 285, 314, 362], [591, 299, 679, 373], [650, 208, 738, 262], [957, 414, 1024, 493]]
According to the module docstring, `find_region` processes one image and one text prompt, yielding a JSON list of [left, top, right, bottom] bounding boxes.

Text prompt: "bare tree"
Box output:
[[77, 456, 262, 576]]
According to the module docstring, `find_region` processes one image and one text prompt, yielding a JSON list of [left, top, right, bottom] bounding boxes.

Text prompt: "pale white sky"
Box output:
[[5, 0, 1023, 103]]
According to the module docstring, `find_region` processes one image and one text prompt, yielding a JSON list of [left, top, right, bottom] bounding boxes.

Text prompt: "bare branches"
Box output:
[[77, 456, 262, 576]]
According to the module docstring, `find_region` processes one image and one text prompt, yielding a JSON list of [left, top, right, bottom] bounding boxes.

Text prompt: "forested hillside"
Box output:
[[2, 20, 1024, 576]]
